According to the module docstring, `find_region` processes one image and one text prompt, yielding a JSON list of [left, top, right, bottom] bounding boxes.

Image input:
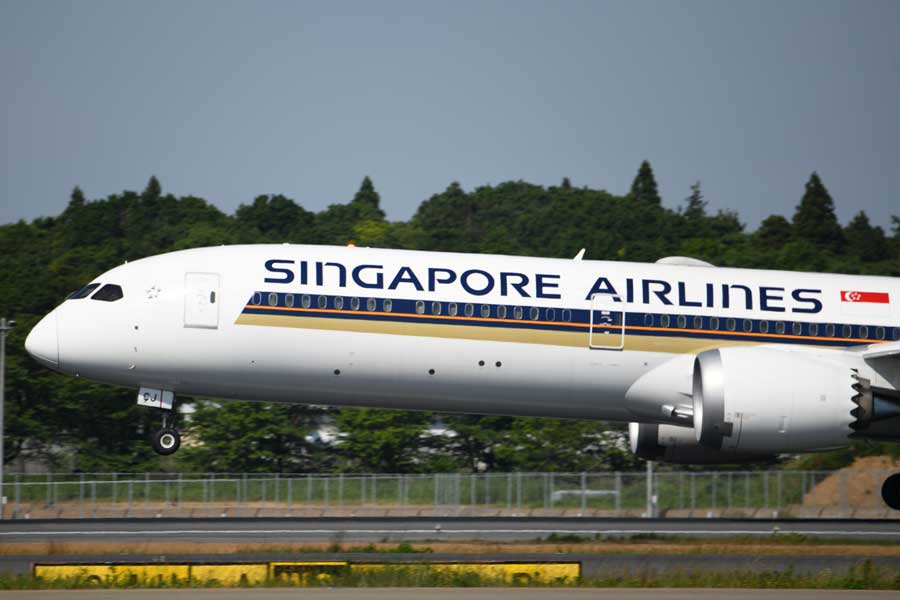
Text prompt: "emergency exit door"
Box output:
[[589, 293, 625, 349], [184, 272, 220, 329]]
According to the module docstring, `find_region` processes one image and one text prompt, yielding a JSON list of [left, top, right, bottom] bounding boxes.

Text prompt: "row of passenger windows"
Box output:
[[643, 313, 899, 341], [252, 292, 900, 342], [252, 292, 574, 322]]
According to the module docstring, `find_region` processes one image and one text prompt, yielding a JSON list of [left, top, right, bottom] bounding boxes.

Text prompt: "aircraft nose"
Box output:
[[25, 311, 59, 368]]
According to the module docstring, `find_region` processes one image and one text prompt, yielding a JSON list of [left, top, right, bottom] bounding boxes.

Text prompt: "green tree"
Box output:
[[335, 408, 430, 472], [352, 176, 383, 213], [629, 160, 661, 205], [792, 172, 844, 252], [845, 211, 890, 262], [185, 400, 327, 472]]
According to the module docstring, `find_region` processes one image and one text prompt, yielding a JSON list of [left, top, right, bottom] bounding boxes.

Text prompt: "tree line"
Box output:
[[1, 162, 898, 473]]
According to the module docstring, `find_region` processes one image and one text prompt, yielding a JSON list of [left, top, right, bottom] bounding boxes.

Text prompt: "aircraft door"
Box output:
[[184, 272, 220, 329], [589, 293, 625, 349]]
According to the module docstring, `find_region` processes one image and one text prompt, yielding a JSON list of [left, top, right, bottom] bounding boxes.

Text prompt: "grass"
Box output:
[[2, 561, 899, 590]]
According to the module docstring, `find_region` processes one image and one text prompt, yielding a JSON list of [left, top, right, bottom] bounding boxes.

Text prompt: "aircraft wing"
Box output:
[[862, 341, 900, 361]]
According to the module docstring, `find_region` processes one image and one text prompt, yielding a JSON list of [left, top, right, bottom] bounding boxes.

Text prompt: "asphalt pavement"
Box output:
[[2, 517, 899, 544]]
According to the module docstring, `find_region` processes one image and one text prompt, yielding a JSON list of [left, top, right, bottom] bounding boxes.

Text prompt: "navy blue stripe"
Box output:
[[243, 291, 899, 347]]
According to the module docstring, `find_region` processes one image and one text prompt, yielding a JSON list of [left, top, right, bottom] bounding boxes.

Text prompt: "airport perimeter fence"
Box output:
[[0, 469, 895, 519]]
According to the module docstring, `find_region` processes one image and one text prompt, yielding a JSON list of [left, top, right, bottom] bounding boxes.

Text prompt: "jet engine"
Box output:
[[692, 347, 900, 454], [629, 422, 774, 464]]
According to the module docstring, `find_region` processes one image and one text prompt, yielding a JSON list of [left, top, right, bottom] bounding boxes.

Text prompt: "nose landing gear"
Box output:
[[152, 411, 181, 456], [882, 474, 900, 510], [136, 386, 182, 456]]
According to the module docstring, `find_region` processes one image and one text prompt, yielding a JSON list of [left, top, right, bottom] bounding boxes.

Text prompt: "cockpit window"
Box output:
[[69, 283, 101, 300], [91, 284, 124, 302]]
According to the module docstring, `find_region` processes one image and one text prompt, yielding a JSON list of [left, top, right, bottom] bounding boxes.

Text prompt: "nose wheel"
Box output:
[[149, 404, 181, 456], [152, 427, 181, 455], [882, 474, 900, 510]]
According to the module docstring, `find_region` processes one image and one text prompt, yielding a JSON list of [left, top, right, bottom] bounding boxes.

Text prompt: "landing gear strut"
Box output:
[[882, 474, 900, 510], [152, 411, 181, 456], [136, 387, 181, 456]]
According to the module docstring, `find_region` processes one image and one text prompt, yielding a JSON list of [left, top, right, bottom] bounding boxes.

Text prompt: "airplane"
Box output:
[[23, 244, 900, 507]]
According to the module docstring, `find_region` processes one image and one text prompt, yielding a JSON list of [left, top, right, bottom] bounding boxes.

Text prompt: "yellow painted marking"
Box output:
[[35, 564, 190, 586], [190, 563, 268, 586], [352, 562, 580, 584]]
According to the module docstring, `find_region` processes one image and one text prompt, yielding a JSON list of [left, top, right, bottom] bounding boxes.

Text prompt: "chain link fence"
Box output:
[[0, 468, 895, 519]]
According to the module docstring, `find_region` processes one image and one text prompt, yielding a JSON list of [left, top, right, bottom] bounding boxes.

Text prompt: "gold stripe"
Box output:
[[235, 313, 759, 353], [244, 305, 884, 345]]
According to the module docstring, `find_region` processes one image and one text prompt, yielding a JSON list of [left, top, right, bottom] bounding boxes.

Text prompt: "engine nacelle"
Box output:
[[692, 347, 857, 454], [629, 422, 774, 464]]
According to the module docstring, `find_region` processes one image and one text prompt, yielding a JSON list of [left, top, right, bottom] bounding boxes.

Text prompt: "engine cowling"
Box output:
[[692, 347, 857, 454], [629, 422, 774, 464]]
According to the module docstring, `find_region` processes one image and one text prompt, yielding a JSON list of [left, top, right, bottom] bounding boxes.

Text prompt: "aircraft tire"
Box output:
[[881, 473, 900, 510], [152, 428, 181, 455]]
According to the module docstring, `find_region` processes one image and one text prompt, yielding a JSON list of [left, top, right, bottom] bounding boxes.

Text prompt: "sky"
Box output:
[[1, 0, 898, 231]]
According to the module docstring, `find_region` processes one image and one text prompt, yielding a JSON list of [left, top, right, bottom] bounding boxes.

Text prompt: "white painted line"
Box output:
[[1, 528, 899, 537]]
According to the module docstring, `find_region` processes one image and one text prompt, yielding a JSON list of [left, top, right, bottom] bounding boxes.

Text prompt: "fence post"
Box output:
[[46, 472, 51, 508], [763, 472, 769, 511], [840, 470, 848, 517], [287, 476, 293, 511], [690, 473, 696, 513], [615, 472, 622, 515], [80, 473, 85, 519], [112, 473, 117, 505], [91, 481, 96, 517], [580, 472, 586, 516], [127, 479, 133, 517], [339, 473, 344, 511], [507, 473, 513, 511], [516, 472, 522, 512], [776, 471, 782, 513], [14, 476, 20, 517], [275, 473, 280, 505], [144, 473, 150, 513]]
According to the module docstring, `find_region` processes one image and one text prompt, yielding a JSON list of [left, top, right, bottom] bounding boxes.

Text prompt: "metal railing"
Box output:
[[0, 468, 894, 519]]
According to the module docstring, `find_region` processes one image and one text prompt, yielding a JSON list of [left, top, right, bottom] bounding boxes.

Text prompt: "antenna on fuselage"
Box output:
[[573, 248, 586, 261]]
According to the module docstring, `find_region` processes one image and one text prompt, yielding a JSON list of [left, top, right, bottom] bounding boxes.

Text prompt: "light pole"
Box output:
[[0, 317, 14, 519]]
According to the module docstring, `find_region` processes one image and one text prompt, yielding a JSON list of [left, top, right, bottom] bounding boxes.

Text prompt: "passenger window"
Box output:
[[792, 322, 802, 335], [660, 314, 670, 328], [92, 284, 124, 302], [252, 292, 262, 305], [366, 298, 377, 311], [497, 306, 507, 319], [481, 305, 491, 318], [383, 299, 392, 312], [350, 297, 360, 311], [301, 295, 311, 308], [693, 316, 702, 329], [760, 321, 769, 334], [726, 318, 736, 331], [431, 301, 442, 315], [268, 292, 278, 306], [546, 308, 556, 321], [826, 323, 835, 337], [285, 294, 295, 308], [859, 325, 869, 339], [644, 314, 654, 327], [893, 328, 900, 341], [562, 309, 572, 322], [317, 295, 327, 309], [775, 321, 785, 334], [677, 315, 687, 328], [416, 300, 425, 314], [809, 323, 818, 336], [70, 283, 101, 300], [514, 306, 524, 320], [842, 324, 852, 338], [710, 316, 720, 330], [530, 307, 540, 320], [743, 319, 752, 333], [334, 296, 344, 310], [448, 303, 458, 316], [464, 304, 474, 317], [876, 326, 886, 340]]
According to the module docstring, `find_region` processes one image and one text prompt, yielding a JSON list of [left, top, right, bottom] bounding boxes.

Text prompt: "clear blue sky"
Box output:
[[2, 0, 898, 231]]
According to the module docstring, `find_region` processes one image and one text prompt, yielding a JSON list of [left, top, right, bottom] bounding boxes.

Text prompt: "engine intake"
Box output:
[[692, 347, 858, 454]]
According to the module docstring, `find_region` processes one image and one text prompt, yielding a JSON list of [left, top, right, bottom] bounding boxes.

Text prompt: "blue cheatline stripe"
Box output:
[[240, 291, 899, 348]]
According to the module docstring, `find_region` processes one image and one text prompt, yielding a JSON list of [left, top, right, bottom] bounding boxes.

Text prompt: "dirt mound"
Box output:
[[803, 455, 899, 509]]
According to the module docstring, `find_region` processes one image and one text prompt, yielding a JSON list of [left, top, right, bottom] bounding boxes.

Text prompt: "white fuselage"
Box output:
[[24, 245, 900, 429]]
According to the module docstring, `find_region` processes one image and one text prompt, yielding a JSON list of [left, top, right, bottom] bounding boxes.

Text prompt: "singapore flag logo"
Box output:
[[841, 290, 890, 304]]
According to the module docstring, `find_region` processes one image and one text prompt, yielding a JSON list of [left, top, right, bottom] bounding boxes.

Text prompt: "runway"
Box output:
[[2, 517, 900, 543], [0, 589, 896, 599]]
